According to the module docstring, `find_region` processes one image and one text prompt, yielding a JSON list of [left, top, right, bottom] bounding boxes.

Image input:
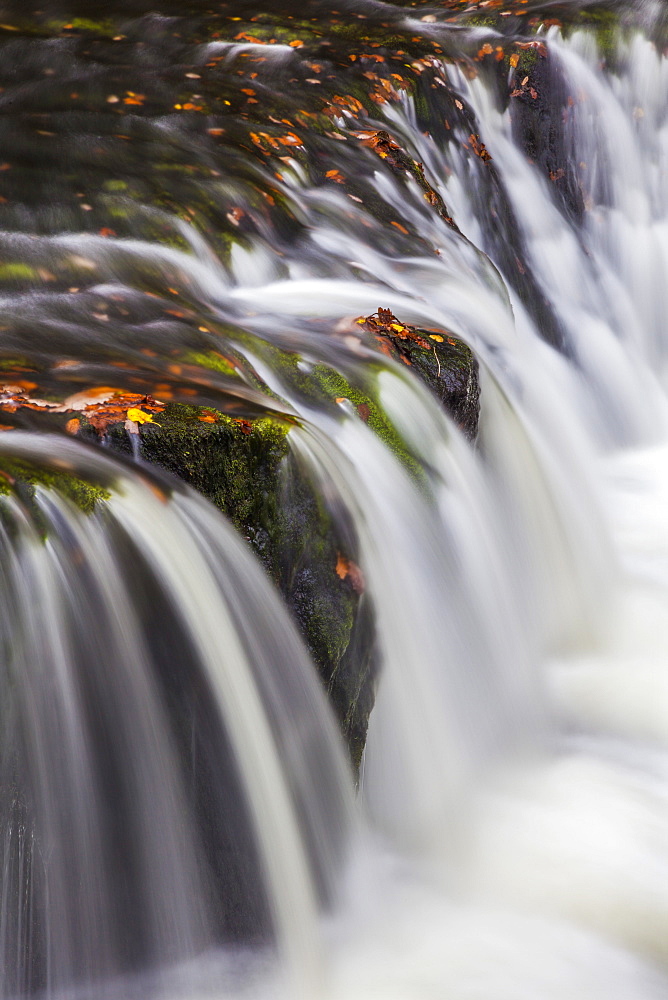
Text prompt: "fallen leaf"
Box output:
[[126, 407, 159, 425], [335, 553, 365, 594]]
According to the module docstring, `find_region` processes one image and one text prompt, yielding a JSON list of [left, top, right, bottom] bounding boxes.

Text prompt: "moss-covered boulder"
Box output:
[[0, 458, 110, 517], [4, 307, 474, 770], [98, 320, 478, 768], [101, 400, 374, 768], [355, 308, 479, 440]]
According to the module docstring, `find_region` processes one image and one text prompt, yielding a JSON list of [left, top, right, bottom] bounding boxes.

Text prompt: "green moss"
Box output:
[[68, 17, 115, 34], [102, 180, 129, 193], [37, 16, 115, 36], [281, 464, 356, 671], [311, 363, 423, 479], [0, 458, 110, 514], [514, 47, 539, 72], [183, 350, 237, 377], [463, 15, 498, 28], [574, 10, 620, 60], [275, 450, 374, 764], [103, 398, 373, 768], [0, 263, 40, 282], [123, 402, 290, 553], [0, 357, 33, 372]]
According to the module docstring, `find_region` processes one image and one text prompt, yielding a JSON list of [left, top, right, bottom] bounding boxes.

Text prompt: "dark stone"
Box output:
[[100, 338, 479, 768]]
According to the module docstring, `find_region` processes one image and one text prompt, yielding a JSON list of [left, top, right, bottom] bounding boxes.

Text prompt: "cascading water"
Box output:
[[0, 435, 353, 998], [0, 2, 666, 998]]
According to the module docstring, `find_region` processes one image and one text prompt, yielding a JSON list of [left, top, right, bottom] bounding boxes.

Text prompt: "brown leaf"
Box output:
[[335, 553, 365, 594], [469, 134, 492, 163]]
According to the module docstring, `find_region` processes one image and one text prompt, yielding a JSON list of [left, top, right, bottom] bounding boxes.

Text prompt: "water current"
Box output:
[[0, 1, 666, 998]]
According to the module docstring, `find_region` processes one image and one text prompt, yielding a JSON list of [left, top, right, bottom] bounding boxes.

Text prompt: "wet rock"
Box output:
[[355, 308, 480, 440], [96, 332, 480, 769]]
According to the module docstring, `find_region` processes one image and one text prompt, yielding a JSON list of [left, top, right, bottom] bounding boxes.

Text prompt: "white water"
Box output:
[[2, 16, 668, 1000], [228, 23, 668, 1000]]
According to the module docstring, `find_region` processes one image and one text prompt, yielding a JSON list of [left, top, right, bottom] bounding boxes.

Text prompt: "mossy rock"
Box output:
[[399, 334, 480, 440], [93, 324, 480, 768], [0, 456, 110, 541], [355, 312, 480, 440], [103, 401, 375, 769]]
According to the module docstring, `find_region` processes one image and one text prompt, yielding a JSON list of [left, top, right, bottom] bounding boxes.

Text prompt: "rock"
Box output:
[[0, 313, 478, 769], [107, 323, 480, 768]]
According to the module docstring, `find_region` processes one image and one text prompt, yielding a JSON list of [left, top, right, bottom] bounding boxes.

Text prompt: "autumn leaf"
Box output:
[[469, 134, 492, 163], [126, 407, 158, 425], [516, 40, 548, 57], [83, 393, 165, 434], [232, 417, 253, 435], [335, 553, 365, 594], [357, 307, 432, 352], [226, 206, 244, 226], [198, 409, 219, 423]]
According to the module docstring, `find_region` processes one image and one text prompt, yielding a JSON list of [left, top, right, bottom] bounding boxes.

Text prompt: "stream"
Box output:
[[0, 2, 666, 998]]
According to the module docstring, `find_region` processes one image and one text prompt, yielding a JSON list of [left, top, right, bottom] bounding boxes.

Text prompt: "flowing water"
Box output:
[[0, 1, 667, 998]]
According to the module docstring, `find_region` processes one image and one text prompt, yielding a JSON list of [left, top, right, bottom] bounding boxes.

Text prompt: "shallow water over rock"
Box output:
[[0, 2, 666, 998]]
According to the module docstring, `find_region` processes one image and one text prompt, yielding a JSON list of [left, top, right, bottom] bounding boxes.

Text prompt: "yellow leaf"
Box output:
[[429, 334, 444, 342], [126, 407, 158, 425]]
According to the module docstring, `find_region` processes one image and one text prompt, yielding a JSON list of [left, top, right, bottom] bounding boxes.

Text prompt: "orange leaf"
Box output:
[[335, 553, 365, 594], [232, 417, 253, 434]]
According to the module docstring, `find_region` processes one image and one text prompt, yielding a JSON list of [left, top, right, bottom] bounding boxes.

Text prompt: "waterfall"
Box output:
[[0, 434, 353, 998], [0, 4, 667, 999]]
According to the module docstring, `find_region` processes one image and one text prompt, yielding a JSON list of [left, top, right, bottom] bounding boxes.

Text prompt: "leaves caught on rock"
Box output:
[[357, 307, 433, 354], [335, 553, 365, 594], [0, 386, 166, 435]]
